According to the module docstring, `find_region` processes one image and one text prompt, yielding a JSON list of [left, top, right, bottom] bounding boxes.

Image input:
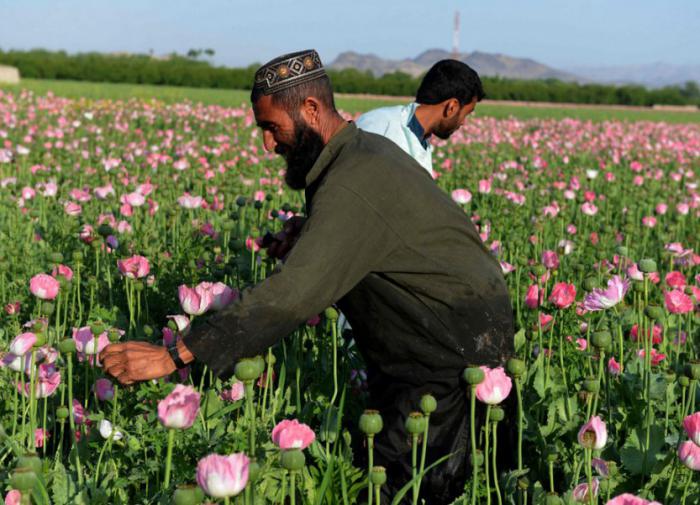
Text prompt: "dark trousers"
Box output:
[[352, 375, 516, 504]]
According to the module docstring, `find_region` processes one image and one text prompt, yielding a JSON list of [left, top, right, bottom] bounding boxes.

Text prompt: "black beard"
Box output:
[[278, 119, 326, 190]]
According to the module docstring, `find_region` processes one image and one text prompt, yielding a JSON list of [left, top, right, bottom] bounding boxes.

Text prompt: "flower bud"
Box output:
[[638, 259, 657, 273], [584, 277, 600, 291], [280, 449, 305, 471], [359, 410, 383, 435], [463, 366, 485, 385], [173, 484, 204, 505], [404, 412, 426, 435], [679, 376, 690, 387], [143, 325, 153, 337], [253, 200, 263, 210], [517, 477, 529, 490], [107, 329, 121, 343], [56, 406, 69, 420], [506, 358, 526, 378], [615, 246, 629, 257], [235, 196, 247, 207], [591, 330, 611, 350], [370, 466, 387, 486], [420, 394, 437, 415]]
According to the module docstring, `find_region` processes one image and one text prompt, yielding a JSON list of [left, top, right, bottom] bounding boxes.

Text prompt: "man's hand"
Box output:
[[262, 216, 306, 260], [100, 341, 176, 386]]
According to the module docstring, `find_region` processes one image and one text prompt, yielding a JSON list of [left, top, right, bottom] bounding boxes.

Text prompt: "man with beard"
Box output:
[[356, 59, 484, 177], [100, 50, 514, 504]]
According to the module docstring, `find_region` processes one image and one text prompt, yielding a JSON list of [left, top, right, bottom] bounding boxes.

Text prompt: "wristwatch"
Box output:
[[167, 341, 187, 369]]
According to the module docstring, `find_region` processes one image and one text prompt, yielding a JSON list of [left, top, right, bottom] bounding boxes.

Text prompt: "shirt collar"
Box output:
[[305, 121, 356, 187], [407, 104, 429, 149]]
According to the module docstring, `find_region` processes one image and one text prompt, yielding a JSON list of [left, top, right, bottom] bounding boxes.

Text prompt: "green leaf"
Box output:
[[619, 425, 666, 475]]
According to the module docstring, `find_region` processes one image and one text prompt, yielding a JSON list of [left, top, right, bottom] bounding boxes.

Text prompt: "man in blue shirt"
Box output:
[[356, 59, 485, 176]]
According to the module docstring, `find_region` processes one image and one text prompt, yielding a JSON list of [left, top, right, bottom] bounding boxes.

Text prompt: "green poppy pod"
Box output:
[[173, 484, 204, 505], [56, 406, 69, 420], [489, 406, 505, 423], [324, 307, 339, 321], [545, 445, 558, 463], [221, 220, 235, 232], [633, 281, 645, 292], [420, 394, 437, 414], [404, 412, 426, 435], [234, 358, 261, 382], [235, 196, 247, 207], [90, 321, 106, 336], [679, 376, 690, 387], [545, 493, 563, 505], [107, 329, 121, 343], [57, 339, 76, 354], [33, 332, 47, 348], [97, 224, 113, 237], [370, 466, 387, 486], [359, 410, 383, 435], [591, 330, 612, 349], [506, 358, 526, 378], [638, 258, 657, 273], [685, 361, 700, 381], [583, 276, 600, 291], [248, 460, 261, 483], [470, 449, 484, 468], [280, 449, 306, 471], [17, 453, 42, 475], [49, 252, 64, 264], [463, 366, 485, 385], [644, 305, 665, 321], [253, 200, 263, 210], [10, 467, 37, 492], [583, 378, 600, 393]]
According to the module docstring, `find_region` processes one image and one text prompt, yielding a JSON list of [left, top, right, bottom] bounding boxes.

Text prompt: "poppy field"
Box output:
[[0, 87, 698, 504]]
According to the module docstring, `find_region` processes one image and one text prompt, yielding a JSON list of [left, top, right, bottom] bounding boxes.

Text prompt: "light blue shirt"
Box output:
[[356, 102, 434, 176]]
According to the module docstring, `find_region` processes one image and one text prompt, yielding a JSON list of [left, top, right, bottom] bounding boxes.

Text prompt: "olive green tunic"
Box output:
[[184, 122, 514, 501]]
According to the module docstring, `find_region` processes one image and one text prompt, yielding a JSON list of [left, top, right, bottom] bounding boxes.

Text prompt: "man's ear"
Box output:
[[300, 97, 321, 126], [442, 98, 461, 118]]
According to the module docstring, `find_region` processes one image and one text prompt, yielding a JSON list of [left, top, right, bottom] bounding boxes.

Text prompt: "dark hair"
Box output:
[[415, 60, 485, 106], [250, 75, 337, 115]]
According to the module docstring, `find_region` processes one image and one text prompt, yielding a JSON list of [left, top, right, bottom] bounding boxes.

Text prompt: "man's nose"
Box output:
[[263, 131, 277, 152]]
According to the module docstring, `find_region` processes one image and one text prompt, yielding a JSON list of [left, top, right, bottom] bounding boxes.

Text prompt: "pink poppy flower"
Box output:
[[665, 271, 686, 288], [582, 275, 629, 311], [271, 419, 316, 450], [475, 366, 512, 404], [451, 189, 472, 204], [196, 453, 250, 498], [525, 284, 540, 309], [94, 378, 114, 401], [51, 264, 74, 281], [678, 440, 700, 470], [178, 284, 213, 316], [158, 384, 201, 429], [221, 382, 245, 402], [542, 250, 559, 270], [573, 478, 599, 502], [117, 255, 150, 279], [4, 490, 22, 505], [605, 494, 661, 505], [664, 289, 694, 314], [549, 282, 576, 309], [637, 348, 666, 366], [29, 273, 60, 300], [578, 416, 607, 449], [683, 412, 700, 447]]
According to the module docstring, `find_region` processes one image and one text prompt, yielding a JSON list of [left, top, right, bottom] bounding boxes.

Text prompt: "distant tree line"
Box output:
[[1, 49, 699, 107]]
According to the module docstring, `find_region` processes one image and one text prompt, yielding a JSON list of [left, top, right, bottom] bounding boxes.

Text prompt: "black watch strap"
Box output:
[[167, 342, 187, 369]]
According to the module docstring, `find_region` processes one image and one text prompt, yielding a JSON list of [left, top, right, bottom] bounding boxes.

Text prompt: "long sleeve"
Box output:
[[182, 182, 397, 378]]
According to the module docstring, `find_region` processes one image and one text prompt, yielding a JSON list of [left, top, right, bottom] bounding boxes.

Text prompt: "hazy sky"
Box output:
[[1, 0, 698, 69]]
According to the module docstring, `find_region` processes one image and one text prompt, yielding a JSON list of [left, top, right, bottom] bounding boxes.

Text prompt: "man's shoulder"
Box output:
[[356, 103, 411, 129]]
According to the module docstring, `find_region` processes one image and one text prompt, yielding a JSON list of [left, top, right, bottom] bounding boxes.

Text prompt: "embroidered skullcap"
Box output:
[[253, 49, 326, 96]]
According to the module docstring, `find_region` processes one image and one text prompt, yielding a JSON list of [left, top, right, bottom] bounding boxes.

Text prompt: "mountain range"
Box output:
[[329, 49, 699, 88]]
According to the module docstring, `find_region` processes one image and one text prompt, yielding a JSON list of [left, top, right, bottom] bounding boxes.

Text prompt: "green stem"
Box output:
[[484, 405, 492, 505], [368, 435, 374, 505], [163, 428, 176, 490], [492, 421, 502, 505], [470, 385, 479, 505], [411, 433, 419, 505]]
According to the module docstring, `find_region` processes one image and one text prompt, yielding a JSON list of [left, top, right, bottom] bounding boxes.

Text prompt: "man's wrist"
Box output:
[[176, 339, 195, 365]]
